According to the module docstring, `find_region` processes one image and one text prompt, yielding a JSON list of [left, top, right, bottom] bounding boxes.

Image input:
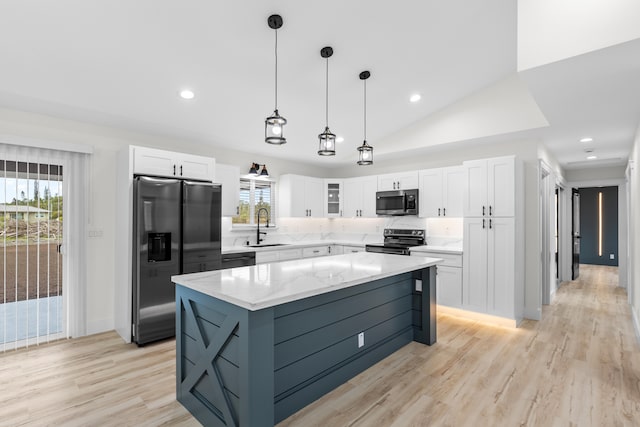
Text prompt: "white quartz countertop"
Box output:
[[222, 240, 369, 255], [172, 252, 442, 311]]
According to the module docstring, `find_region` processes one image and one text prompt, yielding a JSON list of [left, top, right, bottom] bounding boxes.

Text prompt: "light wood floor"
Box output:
[[1, 265, 638, 426]]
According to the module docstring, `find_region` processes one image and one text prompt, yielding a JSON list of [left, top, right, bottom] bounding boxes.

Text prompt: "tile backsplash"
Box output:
[[222, 216, 463, 248]]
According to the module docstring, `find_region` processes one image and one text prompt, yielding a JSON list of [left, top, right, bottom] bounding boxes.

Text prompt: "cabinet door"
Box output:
[[487, 157, 515, 217], [377, 173, 398, 191], [342, 245, 364, 253], [419, 169, 443, 218], [216, 163, 240, 217], [256, 251, 279, 264], [463, 217, 488, 312], [360, 176, 378, 217], [133, 147, 177, 177], [463, 159, 488, 217], [437, 266, 463, 308], [329, 245, 344, 255], [279, 175, 307, 217], [487, 217, 515, 318], [342, 178, 363, 217], [398, 171, 419, 189], [324, 180, 343, 217], [177, 153, 215, 181], [442, 166, 464, 217], [305, 177, 324, 217]]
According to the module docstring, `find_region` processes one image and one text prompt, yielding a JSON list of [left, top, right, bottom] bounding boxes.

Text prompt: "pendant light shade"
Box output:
[[357, 70, 373, 165], [249, 162, 259, 176], [265, 14, 287, 145], [318, 46, 336, 156]]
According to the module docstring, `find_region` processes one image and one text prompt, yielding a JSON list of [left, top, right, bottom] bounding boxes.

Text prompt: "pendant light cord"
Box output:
[[274, 29, 278, 111], [363, 78, 367, 140], [325, 57, 329, 127]]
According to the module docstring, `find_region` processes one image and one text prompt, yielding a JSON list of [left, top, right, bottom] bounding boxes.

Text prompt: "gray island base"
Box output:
[[172, 252, 441, 427]]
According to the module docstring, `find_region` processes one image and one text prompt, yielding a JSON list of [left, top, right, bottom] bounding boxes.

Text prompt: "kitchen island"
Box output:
[[172, 252, 441, 427]]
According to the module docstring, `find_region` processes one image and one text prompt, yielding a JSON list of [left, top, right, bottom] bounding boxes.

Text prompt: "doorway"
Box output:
[[578, 186, 619, 266]]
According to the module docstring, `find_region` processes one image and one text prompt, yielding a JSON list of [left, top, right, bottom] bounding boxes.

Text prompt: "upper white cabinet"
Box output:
[[324, 180, 343, 218], [343, 176, 378, 217], [419, 166, 464, 218], [133, 146, 215, 181], [463, 156, 516, 218], [215, 163, 240, 217], [279, 175, 324, 218], [377, 171, 419, 191]]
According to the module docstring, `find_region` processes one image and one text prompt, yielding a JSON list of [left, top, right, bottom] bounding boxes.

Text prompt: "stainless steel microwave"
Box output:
[[375, 189, 419, 215]]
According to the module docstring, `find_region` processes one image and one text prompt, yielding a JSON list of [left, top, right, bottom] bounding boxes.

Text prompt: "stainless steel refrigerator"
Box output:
[[132, 176, 221, 345]]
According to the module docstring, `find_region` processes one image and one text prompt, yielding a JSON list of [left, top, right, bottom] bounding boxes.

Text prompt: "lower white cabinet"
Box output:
[[341, 245, 365, 253], [437, 266, 463, 308], [256, 251, 279, 264], [329, 245, 344, 255], [302, 246, 330, 258], [412, 250, 462, 308]]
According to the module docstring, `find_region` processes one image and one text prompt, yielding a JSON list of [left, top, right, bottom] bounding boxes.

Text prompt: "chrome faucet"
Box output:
[[256, 208, 270, 245]]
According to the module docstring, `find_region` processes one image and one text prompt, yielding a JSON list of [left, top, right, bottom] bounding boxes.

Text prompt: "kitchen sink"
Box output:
[[246, 243, 289, 248]]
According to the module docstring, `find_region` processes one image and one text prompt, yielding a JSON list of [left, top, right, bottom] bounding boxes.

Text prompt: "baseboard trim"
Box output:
[[87, 318, 115, 336]]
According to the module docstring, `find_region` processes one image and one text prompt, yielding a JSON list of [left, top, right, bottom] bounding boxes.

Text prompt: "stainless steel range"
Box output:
[[365, 228, 425, 255]]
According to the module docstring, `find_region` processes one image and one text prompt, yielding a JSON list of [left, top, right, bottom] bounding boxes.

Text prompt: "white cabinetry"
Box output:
[[377, 171, 419, 191], [302, 246, 331, 258], [133, 146, 215, 181], [343, 176, 378, 217], [412, 250, 463, 308], [324, 180, 343, 217], [279, 175, 324, 218], [419, 166, 464, 218], [463, 156, 516, 218], [255, 248, 304, 264], [215, 163, 240, 217], [462, 155, 524, 324]]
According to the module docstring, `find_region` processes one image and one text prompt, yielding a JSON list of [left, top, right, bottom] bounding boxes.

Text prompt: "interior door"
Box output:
[[572, 188, 580, 279]]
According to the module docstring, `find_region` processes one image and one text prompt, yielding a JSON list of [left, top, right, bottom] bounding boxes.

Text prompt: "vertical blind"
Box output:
[[0, 143, 88, 351]]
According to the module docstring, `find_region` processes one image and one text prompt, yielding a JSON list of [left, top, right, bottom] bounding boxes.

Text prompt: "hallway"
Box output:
[[0, 265, 638, 426]]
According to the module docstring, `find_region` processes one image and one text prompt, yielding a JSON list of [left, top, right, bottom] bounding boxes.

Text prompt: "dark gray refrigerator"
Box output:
[[132, 176, 221, 345]]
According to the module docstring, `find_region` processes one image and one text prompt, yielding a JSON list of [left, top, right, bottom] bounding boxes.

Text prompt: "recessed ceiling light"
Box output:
[[587, 155, 597, 160], [336, 136, 344, 143], [409, 93, 421, 103], [580, 137, 593, 143], [179, 89, 195, 100]]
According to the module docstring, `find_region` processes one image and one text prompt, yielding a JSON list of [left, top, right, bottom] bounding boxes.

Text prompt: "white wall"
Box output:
[[518, 0, 640, 70], [0, 107, 333, 335]]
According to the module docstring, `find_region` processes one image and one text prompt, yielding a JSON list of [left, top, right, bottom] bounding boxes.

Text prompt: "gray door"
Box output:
[[133, 176, 181, 345]]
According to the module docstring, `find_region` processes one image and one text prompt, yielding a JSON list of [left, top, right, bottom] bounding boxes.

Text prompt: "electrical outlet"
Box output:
[[610, 254, 615, 260], [358, 332, 364, 348], [415, 279, 422, 292]]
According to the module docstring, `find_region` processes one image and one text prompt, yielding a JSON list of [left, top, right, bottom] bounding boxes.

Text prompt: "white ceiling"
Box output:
[[0, 1, 638, 170]]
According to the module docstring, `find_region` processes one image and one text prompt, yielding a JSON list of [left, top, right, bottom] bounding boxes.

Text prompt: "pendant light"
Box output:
[[265, 14, 287, 145], [318, 46, 336, 156], [357, 70, 373, 165]]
